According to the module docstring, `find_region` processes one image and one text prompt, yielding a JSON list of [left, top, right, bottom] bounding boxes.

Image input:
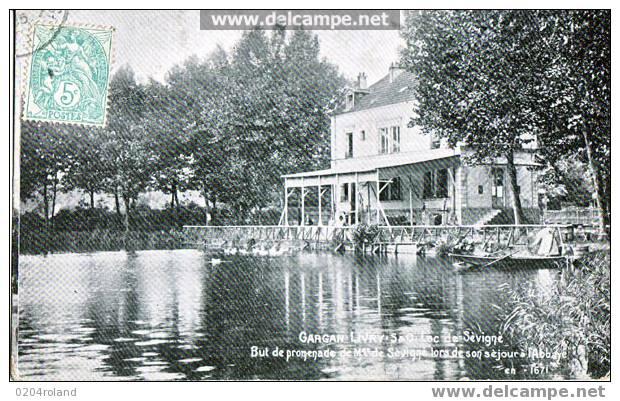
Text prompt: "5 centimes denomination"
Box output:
[[23, 23, 114, 126]]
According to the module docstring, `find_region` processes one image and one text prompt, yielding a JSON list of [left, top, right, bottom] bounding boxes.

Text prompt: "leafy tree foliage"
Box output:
[[165, 27, 345, 222], [63, 126, 110, 209], [103, 66, 155, 238], [401, 10, 610, 231], [19, 27, 346, 234], [401, 10, 555, 224], [20, 121, 73, 224], [537, 159, 593, 209], [534, 10, 610, 237]]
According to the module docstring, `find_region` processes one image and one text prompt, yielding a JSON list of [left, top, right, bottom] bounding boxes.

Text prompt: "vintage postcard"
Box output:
[[10, 9, 610, 389]]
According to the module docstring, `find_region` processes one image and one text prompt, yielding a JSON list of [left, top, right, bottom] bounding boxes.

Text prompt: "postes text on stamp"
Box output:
[[23, 23, 114, 126]]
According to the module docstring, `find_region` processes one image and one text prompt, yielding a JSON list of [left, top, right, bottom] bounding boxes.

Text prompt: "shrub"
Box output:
[[351, 224, 380, 250], [17, 206, 205, 254], [434, 238, 453, 257], [500, 251, 610, 379]]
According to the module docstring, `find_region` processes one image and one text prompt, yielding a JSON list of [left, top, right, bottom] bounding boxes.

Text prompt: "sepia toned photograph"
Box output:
[[10, 9, 610, 384]]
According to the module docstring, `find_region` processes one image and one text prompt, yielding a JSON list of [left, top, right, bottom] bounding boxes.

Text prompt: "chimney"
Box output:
[[356, 72, 368, 90], [389, 62, 404, 83]]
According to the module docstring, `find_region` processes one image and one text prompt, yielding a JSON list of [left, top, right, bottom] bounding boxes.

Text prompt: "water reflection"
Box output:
[[18, 250, 555, 380]]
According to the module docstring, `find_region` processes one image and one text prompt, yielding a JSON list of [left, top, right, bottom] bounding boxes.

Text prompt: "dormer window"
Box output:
[[346, 93, 354, 110]]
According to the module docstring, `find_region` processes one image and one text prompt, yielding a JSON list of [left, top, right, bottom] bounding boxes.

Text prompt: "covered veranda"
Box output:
[[280, 149, 459, 227], [280, 168, 377, 227]]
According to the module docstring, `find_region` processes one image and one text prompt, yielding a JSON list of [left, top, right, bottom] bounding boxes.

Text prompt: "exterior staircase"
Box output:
[[486, 209, 518, 225], [473, 209, 502, 226], [465, 208, 541, 226]]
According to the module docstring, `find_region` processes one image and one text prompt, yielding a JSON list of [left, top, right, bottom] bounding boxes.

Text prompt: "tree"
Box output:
[[165, 49, 238, 224], [228, 28, 284, 218], [534, 11, 610, 237], [226, 27, 346, 221], [63, 126, 110, 209], [19, 27, 347, 233], [401, 11, 555, 224], [104, 66, 154, 243], [280, 29, 345, 172], [167, 28, 345, 224], [20, 121, 72, 225], [142, 78, 191, 210], [537, 158, 593, 209], [402, 10, 610, 233]]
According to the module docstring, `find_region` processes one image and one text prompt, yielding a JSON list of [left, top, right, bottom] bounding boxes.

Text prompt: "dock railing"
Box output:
[[183, 224, 582, 249], [543, 206, 602, 226]]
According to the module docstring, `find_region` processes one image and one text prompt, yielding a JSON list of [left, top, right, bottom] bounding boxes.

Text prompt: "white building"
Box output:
[[281, 65, 540, 226]]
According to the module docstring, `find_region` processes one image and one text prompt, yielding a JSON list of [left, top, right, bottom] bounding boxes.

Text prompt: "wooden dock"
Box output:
[[183, 224, 585, 255]]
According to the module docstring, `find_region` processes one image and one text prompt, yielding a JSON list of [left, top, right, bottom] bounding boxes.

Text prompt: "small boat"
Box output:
[[449, 251, 566, 269], [450, 226, 568, 270]]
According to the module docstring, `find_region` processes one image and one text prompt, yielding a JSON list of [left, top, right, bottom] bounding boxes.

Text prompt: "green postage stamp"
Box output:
[[23, 23, 114, 126]]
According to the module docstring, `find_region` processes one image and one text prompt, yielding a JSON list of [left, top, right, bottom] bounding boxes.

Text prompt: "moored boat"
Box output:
[[449, 251, 566, 269]]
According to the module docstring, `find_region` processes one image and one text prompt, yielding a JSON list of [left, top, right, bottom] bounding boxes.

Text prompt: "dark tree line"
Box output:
[[401, 10, 610, 236], [20, 28, 346, 240]]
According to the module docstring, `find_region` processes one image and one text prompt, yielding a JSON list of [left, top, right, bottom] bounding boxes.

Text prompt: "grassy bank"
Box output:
[[16, 205, 285, 255], [19, 229, 189, 255], [501, 251, 610, 379], [17, 206, 204, 255]]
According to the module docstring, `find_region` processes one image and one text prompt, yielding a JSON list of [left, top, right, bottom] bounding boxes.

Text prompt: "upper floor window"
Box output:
[[345, 132, 353, 158], [360, 130, 366, 141], [379, 128, 389, 154], [379, 125, 401, 155], [430, 134, 441, 149], [391, 126, 401, 153], [423, 169, 449, 199]]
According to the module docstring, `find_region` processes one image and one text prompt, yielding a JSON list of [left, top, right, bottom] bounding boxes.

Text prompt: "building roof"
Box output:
[[333, 70, 417, 115], [282, 149, 458, 179]]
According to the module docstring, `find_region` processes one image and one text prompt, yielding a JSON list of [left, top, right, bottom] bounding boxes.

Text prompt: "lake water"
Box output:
[[17, 249, 558, 381]]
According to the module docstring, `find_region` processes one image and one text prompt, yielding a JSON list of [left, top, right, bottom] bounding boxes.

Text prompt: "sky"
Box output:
[[68, 10, 404, 85]]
